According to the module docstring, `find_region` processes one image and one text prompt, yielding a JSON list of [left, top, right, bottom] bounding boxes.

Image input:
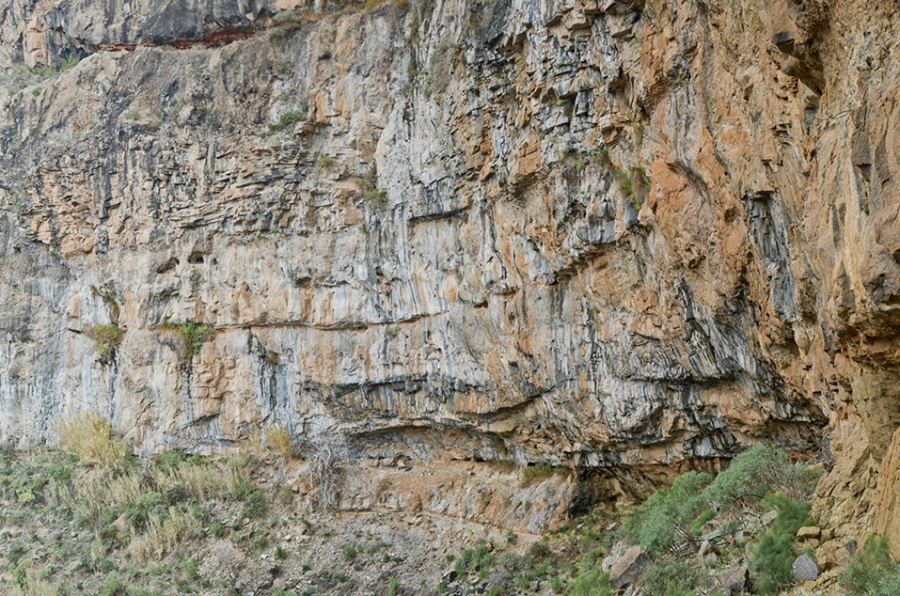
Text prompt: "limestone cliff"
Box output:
[[0, 0, 898, 551]]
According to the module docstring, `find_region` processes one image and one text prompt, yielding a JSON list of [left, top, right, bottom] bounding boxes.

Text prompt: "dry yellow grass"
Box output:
[[55, 412, 128, 469], [12, 568, 60, 596], [127, 506, 202, 564], [65, 468, 144, 526], [153, 460, 243, 500], [264, 423, 295, 460]]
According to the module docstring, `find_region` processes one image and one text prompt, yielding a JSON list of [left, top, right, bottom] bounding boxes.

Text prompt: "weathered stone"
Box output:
[[792, 554, 820, 581], [713, 566, 749, 596], [797, 526, 821, 541], [608, 545, 650, 590]]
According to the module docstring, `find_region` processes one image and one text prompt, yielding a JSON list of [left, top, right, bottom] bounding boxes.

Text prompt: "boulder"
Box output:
[[792, 553, 820, 581], [608, 545, 651, 589], [713, 566, 749, 595]]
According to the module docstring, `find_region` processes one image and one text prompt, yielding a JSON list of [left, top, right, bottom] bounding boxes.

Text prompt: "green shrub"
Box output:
[[388, 577, 401, 596], [160, 321, 215, 360], [690, 508, 716, 535], [364, 188, 388, 209], [343, 545, 357, 562], [639, 557, 698, 596], [569, 548, 614, 596], [871, 565, 900, 596], [155, 450, 189, 474], [523, 462, 568, 480], [622, 471, 712, 555], [124, 492, 168, 530], [751, 493, 815, 594], [839, 535, 896, 595], [267, 109, 306, 132], [241, 488, 267, 518], [85, 323, 125, 363], [705, 444, 819, 508], [99, 571, 126, 596]]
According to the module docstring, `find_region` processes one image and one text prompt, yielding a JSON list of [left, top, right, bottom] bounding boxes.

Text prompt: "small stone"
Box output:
[[793, 554, 819, 581], [797, 526, 821, 541]]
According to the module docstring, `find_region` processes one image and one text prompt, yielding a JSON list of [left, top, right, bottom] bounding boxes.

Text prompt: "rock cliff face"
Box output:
[[1, 0, 899, 548]]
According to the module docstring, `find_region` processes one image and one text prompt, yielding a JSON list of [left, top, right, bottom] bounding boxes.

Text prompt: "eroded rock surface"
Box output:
[[0, 0, 899, 550]]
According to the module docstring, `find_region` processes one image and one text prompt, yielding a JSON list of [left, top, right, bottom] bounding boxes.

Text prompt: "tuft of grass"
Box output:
[[84, 323, 125, 364], [159, 321, 216, 361], [267, 109, 306, 132], [522, 462, 568, 483], [264, 424, 295, 460], [55, 412, 129, 470]]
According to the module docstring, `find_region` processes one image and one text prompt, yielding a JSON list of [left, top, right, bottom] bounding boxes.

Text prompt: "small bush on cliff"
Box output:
[[160, 321, 216, 360], [56, 412, 129, 469], [839, 535, 896, 595], [266, 109, 306, 132], [85, 323, 125, 364], [751, 493, 815, 594]]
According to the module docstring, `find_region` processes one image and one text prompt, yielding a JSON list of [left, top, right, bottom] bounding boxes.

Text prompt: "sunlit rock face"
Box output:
[[2, 0, 900, 548]]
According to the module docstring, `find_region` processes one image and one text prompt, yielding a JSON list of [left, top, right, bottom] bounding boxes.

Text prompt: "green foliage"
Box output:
[[639, 557, 699, 596], [160, 321, 216, 361], [839, 535, 897, 596], [705, 444, 820, 508], [86, 323, 125, 364], [342, 545, 357, 562], [690, 508, 716, 535], [456, 542, 495, 579], [155, 450, 189, 475], [124, 492, 168, 530], [622, 471, 712, 555], [241, 487, 267, 518], [388, 576, 401, 596], [423, 38, 459, 96], [871, 566, 900, 596], [267, 109, 306, 132], [569, 548, 614, 596], [315, 153, 333, 168], [523, 462, 568, 481], [99, 571, 126, 596], [364, 189, 388, 209], [751, 493, 815, 594]]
